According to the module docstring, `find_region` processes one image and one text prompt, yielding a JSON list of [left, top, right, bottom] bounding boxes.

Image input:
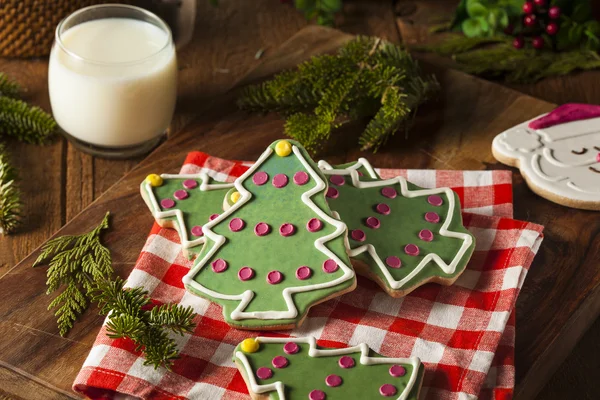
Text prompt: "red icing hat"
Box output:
[[529, 103, 600, 130]]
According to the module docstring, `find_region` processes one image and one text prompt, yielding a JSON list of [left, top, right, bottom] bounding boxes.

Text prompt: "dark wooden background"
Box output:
[[0, 1, 598, 399]]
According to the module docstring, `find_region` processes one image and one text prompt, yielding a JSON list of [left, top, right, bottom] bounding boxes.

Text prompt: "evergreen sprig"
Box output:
[[0, 72, 20, 98], [0, 142, 21, 235], [92, 277, 196, 370], [33, 212, 113, 336], [0, 96, 56, 145], [237, 36, 439, 153]]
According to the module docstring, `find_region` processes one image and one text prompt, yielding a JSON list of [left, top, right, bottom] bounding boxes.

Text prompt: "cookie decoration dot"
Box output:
[[381, 187, 397, 199], [296, 266, 312, 280], [351, 229, 366, 242], [256, 367, 273, 380], [404, 244, 420, 256], [325, 374, 342, 387], [418, 229, 434, 242], [182, 179, 198, 189], [279, 223, 296, 237], [329, 175, 345, 186], [209, 213, 220, 221], [211, 258, 228, 273], [272, 173, 289, 188], [229, 218, 245, 232], [309, 390, 326, 400], [238, 267, 255, 281], [307, 218, 323, 232], [241, 338, 259, 353], [427, 195, 443, 206], [424, 211, 440, 223], [275, 140, 292, 157], [365, 216, 380, 229], [230, 191, 241, 204], [379, 384, 397, 397], [272, 355, 289, 368], [385, 256, 402, 269], [389, 365, 406, 377], [160, 199, 175, 209], [293, 171, 309, 185], [146, 174, 163, 187], [267, 270, 283, 284], [254, 222, 271, 236], [253, 171, 269, 186], [174, 189, 189, 200], [322, 259, 339, 273], [375, 203, 390, 215], [283, 342, 300, 354], [326, 187, 339, 199], [191, 225, 203, 237], [338, 356, 355, 368]]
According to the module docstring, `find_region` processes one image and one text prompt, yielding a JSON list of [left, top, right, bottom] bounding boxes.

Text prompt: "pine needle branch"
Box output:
[[0, 96, 56, 145], [0, 142, 20, 235], [0, 73, 20, 98]]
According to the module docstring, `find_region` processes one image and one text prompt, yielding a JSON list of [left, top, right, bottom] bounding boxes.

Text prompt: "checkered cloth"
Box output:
[[73, 151, 543, 400]]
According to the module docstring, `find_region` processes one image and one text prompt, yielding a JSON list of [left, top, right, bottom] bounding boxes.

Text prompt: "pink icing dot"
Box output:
[[357, 171, 364, 176], [283, 342, 299, 355], [296, 266, 312, 280], [209, 213, 220, 221], [256, 367, 272, 380], [191, 226, 203, 237], [238, 267, 255, 281], [376, 203, 390, 215], [272, 355, 289, 368], [211, 259, 228, 273], [267, 270, 283, 284], [428, 195, 443, 206], [389, 365, 406, 377], [404, 244, 420, 256], [174, 189, 189, 200], [322, 259, 339, 273], [419, 229, 434, 242], [183, 179, 198, 189], [326, 187, 339, 199], [229, 218, 245, 232], [381, 187, 397, 199], [160, 199, 175, 209], [597, 153, 600, 163], [425, 212, 440, 223], [307, 218, 323, 232], [279, 223, 296, 237], [325, 374, 342, 387], [329, 175, 345, 186], [254, 222, 271, 236], [379, 384, 397, 397], [272, 174, 289, 188], [351, 229, 366, 242], [309, 390, 326, 400], [338, 356, 355, 368], [253, 171, 269, 186], [293, 171, 309, 185], [366, 216, 380, 229], [385, 256, 402, 269]]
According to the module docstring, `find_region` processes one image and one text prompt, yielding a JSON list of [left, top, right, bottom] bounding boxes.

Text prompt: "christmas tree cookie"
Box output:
[[233, 337, 424, 400], [319, 158, 475, 297], [140, 172, 234, 257], [182, 140, 356, 330]]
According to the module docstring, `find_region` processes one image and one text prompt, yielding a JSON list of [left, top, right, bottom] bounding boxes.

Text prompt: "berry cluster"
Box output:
[[512, 0, 561, 49]]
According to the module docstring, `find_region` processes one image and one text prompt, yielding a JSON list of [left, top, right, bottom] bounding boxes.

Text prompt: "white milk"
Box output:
[[49, 18, 177, 147]]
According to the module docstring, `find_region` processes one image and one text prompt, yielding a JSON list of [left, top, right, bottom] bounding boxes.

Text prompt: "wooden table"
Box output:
[[0, 1, 598, 399]]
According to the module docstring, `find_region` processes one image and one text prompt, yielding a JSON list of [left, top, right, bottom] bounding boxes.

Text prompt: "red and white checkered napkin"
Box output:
[[73, 152, 543, 400]]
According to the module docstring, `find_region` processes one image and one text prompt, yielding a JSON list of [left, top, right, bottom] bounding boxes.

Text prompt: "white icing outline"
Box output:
[[182, 145, 355, 320], [235, 336, 421, 400], [319, 159, 474, 290], [141, 173, 234, 249], [542, 147, 599, 168]]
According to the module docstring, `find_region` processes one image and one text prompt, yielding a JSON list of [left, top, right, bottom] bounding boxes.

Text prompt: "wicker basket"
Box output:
[[0, 0, 131, 58]]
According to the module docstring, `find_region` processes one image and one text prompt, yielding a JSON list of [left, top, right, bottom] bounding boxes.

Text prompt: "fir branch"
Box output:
[[0, 73, 20, 98], [412, 35, 511, 56], [0, 96, 56, 144], [0, 142, 20, 235], [33, 212, 113, 336]]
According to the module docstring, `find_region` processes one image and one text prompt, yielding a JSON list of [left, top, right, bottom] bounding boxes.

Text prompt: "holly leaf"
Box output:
[[451, 0, 471, 30], [321, 0, 342, 13], [585, 20, 600, 36], [497, 8, 509, 28], [466, 1, 488, 18], [462, 18, 483, 37], [571, 3, 593, 23], [569, 24, 585, 45]]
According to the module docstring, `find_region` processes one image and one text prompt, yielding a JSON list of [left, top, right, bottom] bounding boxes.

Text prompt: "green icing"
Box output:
[[186, 140, 355, 328], [233, 339, 423, 400], [141, 175, 233, 257], [326, 162, 475, 292]]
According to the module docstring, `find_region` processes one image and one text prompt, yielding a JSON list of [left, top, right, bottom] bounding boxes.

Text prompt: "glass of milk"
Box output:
[[49, 5, 177, 158]]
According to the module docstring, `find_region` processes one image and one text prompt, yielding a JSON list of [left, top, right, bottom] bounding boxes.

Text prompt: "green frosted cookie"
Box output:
[[319, 158, 475, 297], [233, 336, 424, 400], [182, 140, 356, 330]]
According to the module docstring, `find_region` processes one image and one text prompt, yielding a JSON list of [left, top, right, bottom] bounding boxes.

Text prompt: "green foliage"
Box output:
[[0, 73, 20, 98], [451, 0, 521, 37], [92, 277, 196, 370], [0, 96, 56, 145], [294, 0, 342, 26], [556, 15, 600, 51], [238, 37, 439, 153], [0, 142, 20, 235], [33, 212, 113, 336]]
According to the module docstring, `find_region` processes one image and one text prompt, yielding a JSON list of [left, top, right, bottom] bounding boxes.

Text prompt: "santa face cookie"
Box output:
[[141, 172, 234, 258], [182, 140, 356, 330], [233, 337, 424, 400], [319, 158, 475, 298], [492, 103, 600, 210]]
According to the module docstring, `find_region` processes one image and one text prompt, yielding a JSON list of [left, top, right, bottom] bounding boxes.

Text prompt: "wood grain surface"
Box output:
[[0, 1, 598, 399]]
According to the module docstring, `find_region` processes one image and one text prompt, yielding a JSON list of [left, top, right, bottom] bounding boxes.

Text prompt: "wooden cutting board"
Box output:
[[0, 26, 598, 400]]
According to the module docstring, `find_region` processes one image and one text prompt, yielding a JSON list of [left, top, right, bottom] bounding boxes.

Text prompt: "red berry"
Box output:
[[546, 22, 559, 35], [524, 14, 537, 27], [534, 0, 546, 7], [549, 6, 561, 19], [523, 2, 535, 14], [532, 36, 545, 49], [513, 37, 525, 49]]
